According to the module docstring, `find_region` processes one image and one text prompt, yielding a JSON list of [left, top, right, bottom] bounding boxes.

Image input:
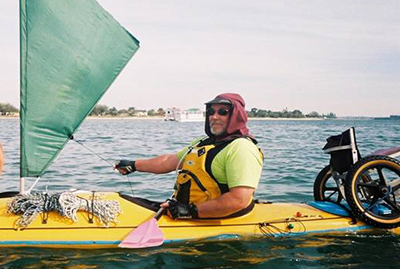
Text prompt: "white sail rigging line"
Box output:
[[27, 176, 41, 194], [72, 137, 114, 166], [22, 139, 197, 195]]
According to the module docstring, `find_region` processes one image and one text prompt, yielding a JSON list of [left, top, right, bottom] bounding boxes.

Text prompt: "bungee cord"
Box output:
[[258, 217, 308, 237]]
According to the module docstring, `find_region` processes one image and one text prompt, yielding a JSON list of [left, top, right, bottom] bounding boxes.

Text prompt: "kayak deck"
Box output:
[[0, 191, 398, 248]]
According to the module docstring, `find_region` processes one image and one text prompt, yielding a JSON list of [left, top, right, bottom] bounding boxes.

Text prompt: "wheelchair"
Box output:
[[313, 127, 400, 229]]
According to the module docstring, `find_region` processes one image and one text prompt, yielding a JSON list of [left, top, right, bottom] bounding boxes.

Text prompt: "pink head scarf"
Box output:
[[205, 93, 254, 142]]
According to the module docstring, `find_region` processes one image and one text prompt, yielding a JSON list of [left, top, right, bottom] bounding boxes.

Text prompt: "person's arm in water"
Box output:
[[0, 141, 3, 178], [115, 154, 180, 174]]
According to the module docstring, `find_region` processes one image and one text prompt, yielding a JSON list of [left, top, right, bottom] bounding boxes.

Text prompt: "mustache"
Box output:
[[210, 121, 223, 127], [210, 119, 223, 125]]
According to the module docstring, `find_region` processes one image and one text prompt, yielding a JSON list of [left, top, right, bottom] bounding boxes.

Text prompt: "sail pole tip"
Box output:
[[19, 177, 26, 194]]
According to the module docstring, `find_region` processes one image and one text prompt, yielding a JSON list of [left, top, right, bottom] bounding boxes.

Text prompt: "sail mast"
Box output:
[[19, 0, 27, 193]]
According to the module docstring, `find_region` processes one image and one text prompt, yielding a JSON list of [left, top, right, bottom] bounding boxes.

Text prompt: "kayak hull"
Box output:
[[0, 191, 398, 248]]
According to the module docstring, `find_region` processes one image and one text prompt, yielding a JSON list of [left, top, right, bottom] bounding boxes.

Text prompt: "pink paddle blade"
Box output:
[[118, 218, 164, 248]]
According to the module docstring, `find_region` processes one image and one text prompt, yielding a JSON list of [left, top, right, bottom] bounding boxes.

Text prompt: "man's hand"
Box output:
[[114, 160, 136, 175], [162, 200, 199, 219]]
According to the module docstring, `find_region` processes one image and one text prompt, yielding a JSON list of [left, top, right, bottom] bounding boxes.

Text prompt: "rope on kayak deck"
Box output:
[[259, 218, 307, 237], [7, 192, 122, 229]]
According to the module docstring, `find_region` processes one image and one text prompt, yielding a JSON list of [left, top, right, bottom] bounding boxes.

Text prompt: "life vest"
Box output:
[[174, 140, 229, 205], [174, 137, 261, 210]]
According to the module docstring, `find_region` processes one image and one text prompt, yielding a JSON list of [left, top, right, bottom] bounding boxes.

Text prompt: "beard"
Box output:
[[210, 121, 226, 136]]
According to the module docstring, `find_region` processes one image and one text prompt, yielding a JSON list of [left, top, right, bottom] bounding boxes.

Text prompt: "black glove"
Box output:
[[114, 160, 136, 175], [168, 199, 199, 219]]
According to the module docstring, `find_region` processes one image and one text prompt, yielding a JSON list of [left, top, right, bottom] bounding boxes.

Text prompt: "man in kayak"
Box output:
[[115, 93, 263, 219]]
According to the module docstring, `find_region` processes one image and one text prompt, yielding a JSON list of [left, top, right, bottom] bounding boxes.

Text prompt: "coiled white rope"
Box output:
[[7, 192, 122, 228]]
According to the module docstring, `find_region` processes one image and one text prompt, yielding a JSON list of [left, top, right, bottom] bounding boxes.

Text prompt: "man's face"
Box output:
[[208, 104, 231, 136]]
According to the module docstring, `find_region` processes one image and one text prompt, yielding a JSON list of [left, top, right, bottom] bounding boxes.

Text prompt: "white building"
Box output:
[[165, 108, 204, 122]]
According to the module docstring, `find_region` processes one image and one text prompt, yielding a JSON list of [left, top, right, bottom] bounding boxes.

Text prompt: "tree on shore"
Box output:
[[247, 108, 336, 119], [147, 109, 156, 116], [306, 111, 320, 118], [128, 107, 136, 116], [89, 104, 109, 116], [107, 107, 118, 116], [0, 103, 19, 115], [157, 108, 166, 116]]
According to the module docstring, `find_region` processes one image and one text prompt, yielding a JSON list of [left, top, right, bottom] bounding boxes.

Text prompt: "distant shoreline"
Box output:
[[87, 116, 326, 121], [0, 116, 383, 121], [248, 117, 323, 121], [1, 115, 327, 121]]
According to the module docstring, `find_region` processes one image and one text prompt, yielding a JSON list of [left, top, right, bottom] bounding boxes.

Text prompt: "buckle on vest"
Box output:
[[198, 147, 206, 157]]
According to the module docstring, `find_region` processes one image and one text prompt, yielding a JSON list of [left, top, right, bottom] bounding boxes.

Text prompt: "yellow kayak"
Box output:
[[1, 191, 398, 249]]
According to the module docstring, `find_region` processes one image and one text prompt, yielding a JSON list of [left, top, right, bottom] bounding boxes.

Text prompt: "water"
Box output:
[[1, 118, 400, 268]]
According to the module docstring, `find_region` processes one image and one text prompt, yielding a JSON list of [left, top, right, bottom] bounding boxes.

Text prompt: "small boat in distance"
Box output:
[[165, 107, 205, 122]]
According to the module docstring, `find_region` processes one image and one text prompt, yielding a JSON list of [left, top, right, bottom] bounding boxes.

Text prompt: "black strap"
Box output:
[[204, 141, 231, 194], [180, 169, 208, 192], [199, 135, 258, 147], [42, 193, 49, 224], [119, 194, 162, 212], [204, 136, 259, 194], [199, 200, 256, 219], [88, 191, 95, 224]]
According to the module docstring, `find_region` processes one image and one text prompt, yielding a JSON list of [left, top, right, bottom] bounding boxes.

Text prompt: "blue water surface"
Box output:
[[1, 118, 400, 268]]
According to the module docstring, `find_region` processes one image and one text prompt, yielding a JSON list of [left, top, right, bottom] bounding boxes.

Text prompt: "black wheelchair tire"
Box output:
[[345, 155, 400, 229], [313, 165, 344, 203]]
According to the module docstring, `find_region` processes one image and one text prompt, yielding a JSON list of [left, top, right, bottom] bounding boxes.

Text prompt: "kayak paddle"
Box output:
[[118, 205, 167, 248], [119, 149, 189, 249]]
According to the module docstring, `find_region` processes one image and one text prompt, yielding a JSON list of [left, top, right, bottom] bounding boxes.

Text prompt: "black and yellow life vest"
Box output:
[[174, 137, 263, 218], [174, 136, 263, 204], [174, 140, 230, 204]]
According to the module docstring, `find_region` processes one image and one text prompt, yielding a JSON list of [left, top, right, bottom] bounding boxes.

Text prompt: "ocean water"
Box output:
[[1, 118, 400, 268]]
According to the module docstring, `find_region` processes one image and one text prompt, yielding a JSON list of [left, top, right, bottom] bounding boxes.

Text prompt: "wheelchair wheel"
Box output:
[[345, 155, 400, 229], [313, 165, 344, 203]]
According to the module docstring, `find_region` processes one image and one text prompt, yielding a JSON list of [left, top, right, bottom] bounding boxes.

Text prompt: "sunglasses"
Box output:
[[207, 108, 231, 116]]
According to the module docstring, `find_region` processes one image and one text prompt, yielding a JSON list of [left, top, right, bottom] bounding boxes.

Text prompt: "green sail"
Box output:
[[20, 0, 139, 177]]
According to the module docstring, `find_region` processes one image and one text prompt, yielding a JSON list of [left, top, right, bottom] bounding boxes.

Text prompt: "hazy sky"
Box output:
[[0, 0, 399, 117]]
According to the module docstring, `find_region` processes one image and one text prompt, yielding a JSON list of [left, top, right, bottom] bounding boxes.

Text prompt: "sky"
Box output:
[[0, 0, 399, 117]]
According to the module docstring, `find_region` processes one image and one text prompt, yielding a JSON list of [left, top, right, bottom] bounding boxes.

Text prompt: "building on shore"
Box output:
[[165, 108, 205, 122]]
